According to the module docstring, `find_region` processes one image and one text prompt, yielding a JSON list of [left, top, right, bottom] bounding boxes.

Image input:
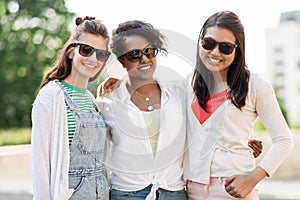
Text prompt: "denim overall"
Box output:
[[61, 85, 109, 200]]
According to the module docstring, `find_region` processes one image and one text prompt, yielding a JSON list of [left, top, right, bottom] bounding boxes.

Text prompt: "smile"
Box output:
[[138, 65, 151, 71], [209, 57, 222, 63], [83, 63, 98, 69]]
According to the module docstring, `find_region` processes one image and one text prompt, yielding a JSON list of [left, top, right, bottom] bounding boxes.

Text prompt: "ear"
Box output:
[[68, 50, 75, 59]]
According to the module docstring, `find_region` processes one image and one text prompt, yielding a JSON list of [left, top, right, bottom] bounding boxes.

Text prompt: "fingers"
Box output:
[[98, 84, 108, 97], [225, 176, 235, 187], [98, 77, 120, 96], [248, 139, 263, 158], [98, 85, 104, 97], [225, 181, 242, 198], [226, 185, 242, 198], [248, 139, 262, 148]]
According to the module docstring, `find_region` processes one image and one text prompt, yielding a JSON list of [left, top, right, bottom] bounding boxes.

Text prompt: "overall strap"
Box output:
[[55, 80, 78, 110]]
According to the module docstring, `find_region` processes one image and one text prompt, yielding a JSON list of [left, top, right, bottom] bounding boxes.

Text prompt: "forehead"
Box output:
[[77, 32, 107, 49], [204, 26, 236, 43], [122, 35, 151, 53]]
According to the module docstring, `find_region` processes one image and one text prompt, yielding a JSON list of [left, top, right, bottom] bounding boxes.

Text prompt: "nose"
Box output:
[[88, 51, 98, 61], [210, 44, 221, 55], [140, 53, 150, 63]]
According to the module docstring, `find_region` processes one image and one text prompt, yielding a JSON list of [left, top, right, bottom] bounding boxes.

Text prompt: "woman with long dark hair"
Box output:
[[184, 11, 293, 199]]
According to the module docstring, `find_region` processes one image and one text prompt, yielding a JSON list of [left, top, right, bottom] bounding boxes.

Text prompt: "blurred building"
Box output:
[[265, 10, 300, 127]]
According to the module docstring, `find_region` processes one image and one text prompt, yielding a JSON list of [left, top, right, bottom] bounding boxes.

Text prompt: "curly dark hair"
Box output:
[[110, 20, 167, 57]]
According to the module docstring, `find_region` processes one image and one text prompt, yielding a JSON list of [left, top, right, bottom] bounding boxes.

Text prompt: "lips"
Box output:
[[209, 57, 222, 63], [83, 63, 98, 69]]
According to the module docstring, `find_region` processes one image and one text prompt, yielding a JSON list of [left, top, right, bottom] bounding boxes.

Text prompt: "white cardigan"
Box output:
[[31, 81, 74, 200], [183, 73, 294, 184]]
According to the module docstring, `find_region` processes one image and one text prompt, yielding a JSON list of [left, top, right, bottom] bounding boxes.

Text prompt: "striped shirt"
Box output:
[[61, 81, 95, 144]]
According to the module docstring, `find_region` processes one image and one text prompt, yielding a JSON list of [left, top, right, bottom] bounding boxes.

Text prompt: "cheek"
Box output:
[[96, 61, 106, 70], [123, 60, 138, 71], [72, 53, 85, 66], [198, 49, 207, 63], [225, 53, 236, 65]]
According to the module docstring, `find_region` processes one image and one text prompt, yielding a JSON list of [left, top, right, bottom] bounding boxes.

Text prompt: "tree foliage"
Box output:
[[0, 0, 74, 127]]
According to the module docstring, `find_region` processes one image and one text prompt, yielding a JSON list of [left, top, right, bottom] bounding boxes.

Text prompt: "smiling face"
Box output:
[[67, 32, 108, 87], [199, 26, 236, 80], [118, 35, 157, 83]]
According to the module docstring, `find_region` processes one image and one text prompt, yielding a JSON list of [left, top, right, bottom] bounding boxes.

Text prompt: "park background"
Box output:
[[0, 0, 300, 199]]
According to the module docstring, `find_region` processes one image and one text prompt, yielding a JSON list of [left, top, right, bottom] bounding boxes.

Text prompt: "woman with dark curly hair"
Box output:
[[97, 20, 187, 200]]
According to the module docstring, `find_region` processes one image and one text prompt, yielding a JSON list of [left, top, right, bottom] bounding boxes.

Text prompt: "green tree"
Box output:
[[0, 0, 74, 127]]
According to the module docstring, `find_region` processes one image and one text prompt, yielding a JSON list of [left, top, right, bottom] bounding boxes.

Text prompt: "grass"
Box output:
[[0, 128, 31, 146]]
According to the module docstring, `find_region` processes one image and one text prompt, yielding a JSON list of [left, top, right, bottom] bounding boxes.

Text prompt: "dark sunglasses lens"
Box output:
[[123, 47, 158, 62], [202, 38, 217, 51], [126, 49, 143, 62], [79, 44, 93, 57], [144, 48, 158, 58], [96, 51, 110, 61], [202, 38, 236, 55], [219, 43, 235, 55]]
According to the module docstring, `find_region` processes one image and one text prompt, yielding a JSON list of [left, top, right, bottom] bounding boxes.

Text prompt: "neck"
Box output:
[[212, 71, 228, 93], [64, 76, 88, 89], [126, 79, 161, 112], [127, 79, 157, 95]]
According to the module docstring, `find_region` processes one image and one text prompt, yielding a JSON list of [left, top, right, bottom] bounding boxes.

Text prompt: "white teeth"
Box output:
[[84, 64, 96, 69], [210, 58, 221, 63], [139, 65, 151, 70]]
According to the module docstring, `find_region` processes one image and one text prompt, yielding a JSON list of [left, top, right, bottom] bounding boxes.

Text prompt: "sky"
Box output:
[[66, 0, 300, 77]]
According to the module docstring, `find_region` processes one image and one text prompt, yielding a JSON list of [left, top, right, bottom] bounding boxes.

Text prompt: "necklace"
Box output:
[[134, 91, 154, 111], [135, 91, 150, 102], [127, 87, 154, 111], [126, 83, 160, 112]]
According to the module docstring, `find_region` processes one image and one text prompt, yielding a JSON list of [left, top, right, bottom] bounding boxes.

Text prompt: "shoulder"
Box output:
[[249, 73, 273, 91], [248, 73, 275, 101], [159, 80, 186, 97], [40, 81, 62, 94], [34, 81, 64, 104]]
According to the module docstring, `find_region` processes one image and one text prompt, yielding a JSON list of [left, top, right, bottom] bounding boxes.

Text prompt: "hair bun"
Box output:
[[75, 16, 96, 26], [84, 16, 95, 21], [75, 17, 84, 26]]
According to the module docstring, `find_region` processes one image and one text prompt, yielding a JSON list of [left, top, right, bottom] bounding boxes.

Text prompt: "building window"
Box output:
[[275, 60, 284, 66]]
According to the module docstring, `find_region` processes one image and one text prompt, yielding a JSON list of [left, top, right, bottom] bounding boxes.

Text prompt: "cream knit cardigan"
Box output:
[[31, 81, 74, 200]]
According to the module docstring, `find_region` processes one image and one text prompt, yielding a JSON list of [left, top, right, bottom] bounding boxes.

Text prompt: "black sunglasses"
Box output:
[[201, 37, 237, 55], [71, 43, 111, 62], [120, 46, 158, 63]]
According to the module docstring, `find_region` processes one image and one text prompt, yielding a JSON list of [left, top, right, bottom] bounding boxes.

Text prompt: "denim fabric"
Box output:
[[61, 85, 109, 200], [110, 185, 187, 200]]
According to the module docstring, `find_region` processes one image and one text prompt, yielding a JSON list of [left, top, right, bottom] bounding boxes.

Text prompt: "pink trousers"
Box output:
[[187, 178, 259, 200]]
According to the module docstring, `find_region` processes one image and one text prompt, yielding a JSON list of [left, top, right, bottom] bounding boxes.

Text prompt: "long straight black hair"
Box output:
[[192, 11, 250, 110]]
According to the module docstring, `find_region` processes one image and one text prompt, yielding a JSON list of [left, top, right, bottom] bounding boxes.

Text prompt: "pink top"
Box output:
[[192, 89, 227, 124]]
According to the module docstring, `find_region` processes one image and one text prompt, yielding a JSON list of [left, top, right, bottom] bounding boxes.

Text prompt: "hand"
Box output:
[[248, 139, 263, 158], [98, 77, 121, 96], [225, 174, 255, 198], [225, 167, 267, 198]]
